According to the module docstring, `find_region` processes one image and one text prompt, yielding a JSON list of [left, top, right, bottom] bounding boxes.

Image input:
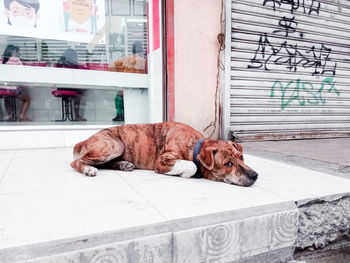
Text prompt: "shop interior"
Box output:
[[0, 0, 148, 125]]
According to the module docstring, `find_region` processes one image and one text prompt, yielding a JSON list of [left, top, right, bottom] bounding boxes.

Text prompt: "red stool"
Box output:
[[52, 90, 80, 121], [0, 89, 17, 121]]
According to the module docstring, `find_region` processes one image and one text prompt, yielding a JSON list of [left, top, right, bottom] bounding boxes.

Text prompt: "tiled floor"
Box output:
[[1, 148, 350, 262]]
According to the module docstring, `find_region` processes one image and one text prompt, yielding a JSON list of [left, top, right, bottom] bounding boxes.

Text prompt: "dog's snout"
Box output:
[[240, 165, 258, 181], [247, 170, 258, 180]]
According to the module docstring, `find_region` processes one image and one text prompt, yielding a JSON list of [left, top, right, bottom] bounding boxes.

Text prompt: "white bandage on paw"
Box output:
[[166, 160, 197, 178]]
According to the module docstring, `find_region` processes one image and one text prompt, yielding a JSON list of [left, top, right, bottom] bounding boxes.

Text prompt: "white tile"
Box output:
[[0, 150, 16, 183], [125, 104, 148, 124], [29, 110, 50, 121], [93, 91, 116, 111], [0, 186, 165, 249], [0, 149, 167, 249], [81, 110, 95, 121], [0, 168, 166, 250], [0, 148, 121, 193], [124, 88, 148, 123], [94, 110, 116, 121], [119, 170, 291, 220], [49, 109, 63, 121], [48, 99, 61, 111]]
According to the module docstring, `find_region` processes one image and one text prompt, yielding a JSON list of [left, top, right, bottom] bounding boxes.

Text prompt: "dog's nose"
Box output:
[[247, 170, 258, 181], [240, 165, 258, 181]]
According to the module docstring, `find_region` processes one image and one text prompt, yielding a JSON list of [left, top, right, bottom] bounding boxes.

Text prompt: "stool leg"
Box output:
[[63, 97, 69, 121], [55, 97, 67, 121], [12, 98, 17, 121], [0, 97, 16, 121], [68, 97, 74, 121], [64, 97, 70, 121], [0, 98, 4, 121]]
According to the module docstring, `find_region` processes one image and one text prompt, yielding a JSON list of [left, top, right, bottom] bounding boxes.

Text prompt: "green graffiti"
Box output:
[[270, 77, 340, 110]]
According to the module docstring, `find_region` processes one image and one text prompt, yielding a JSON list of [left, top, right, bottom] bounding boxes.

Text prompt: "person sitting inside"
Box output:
[[0, 44, 31, 121], [56, 48, 87, 121]]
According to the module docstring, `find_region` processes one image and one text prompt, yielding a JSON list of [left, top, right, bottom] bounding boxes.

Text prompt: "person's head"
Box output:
[[2, 44, 20, 64], [4, 0, 40, 26], [132, 41, 143, 56], [57, 48, 79, 69]]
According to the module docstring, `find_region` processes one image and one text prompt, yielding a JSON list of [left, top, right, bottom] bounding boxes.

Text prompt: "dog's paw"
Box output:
[[118, 161, 135, 172], [166, 160, 197, 178], [83, 166, 98, 177]]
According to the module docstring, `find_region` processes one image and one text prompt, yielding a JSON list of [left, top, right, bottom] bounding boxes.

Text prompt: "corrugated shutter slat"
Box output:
[[230, 0, 350, 140]]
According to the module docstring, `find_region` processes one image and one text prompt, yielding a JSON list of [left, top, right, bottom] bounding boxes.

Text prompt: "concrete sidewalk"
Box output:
[[0, 147, 350, 262], [242, 138, 350, 179]]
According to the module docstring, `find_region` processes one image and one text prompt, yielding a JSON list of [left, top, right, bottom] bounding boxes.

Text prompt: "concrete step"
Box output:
[[0, 148, 349, 262]]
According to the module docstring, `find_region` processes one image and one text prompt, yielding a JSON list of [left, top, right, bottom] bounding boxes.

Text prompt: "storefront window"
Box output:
[[0, 0, 148, 124]]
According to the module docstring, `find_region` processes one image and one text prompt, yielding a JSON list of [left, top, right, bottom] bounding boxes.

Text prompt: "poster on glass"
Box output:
[[0, 0, 106, 44]]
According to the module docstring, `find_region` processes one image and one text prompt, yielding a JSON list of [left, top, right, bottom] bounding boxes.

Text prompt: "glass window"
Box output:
[[0, 0, 148, 124], [0, 86, 126, 123]]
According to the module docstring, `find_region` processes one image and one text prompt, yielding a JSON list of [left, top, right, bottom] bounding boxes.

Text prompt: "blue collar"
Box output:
[[192, 139, 204, 178]]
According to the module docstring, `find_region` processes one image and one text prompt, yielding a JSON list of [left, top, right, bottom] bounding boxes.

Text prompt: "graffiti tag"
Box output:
[[273, 16, 298, 37], [270, 77, 340, 110], [263, 0, 321, 15], [248, 33, 337, 75]]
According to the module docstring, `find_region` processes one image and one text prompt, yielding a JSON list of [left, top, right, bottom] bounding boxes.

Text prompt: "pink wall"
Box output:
[[174, 0, 222, 138]]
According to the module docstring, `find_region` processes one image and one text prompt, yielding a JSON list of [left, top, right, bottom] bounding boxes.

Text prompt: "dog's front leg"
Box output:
[[155, 152, 197, 178]]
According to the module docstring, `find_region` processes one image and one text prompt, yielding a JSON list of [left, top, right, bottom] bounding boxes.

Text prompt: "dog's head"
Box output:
[[197, 139, 258, 186]]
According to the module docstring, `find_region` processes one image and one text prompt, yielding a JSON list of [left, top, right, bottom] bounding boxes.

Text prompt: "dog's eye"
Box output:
[[239, 156, 244, 161], [225, 162, 233, 167]]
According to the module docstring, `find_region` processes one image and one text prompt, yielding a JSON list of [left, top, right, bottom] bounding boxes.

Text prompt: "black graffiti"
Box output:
[[308, 0, 321, 15], [263, 0, 321, 15], [248, 33, 337, 75], [273, 16, 298, 37]]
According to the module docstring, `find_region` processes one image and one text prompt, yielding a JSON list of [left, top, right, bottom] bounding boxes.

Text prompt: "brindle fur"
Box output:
[[71, 122, 258, 186]]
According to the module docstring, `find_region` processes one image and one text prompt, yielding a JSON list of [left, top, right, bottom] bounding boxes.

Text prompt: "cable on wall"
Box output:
[[204, 0, 225, 138]]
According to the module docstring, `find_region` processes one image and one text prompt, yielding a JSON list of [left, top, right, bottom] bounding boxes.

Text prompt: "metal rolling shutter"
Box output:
[[230, 0, 350, 140]]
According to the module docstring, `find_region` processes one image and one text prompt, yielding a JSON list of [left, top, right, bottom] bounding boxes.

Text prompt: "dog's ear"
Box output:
[[197, 147, 217, 170], [230, 141, 243, 153]]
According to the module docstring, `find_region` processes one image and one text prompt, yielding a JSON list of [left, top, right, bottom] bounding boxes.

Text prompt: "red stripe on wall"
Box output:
[[152, 0, 160, 51], [166, 0, 175, 121], [147, 2, 149, 54]]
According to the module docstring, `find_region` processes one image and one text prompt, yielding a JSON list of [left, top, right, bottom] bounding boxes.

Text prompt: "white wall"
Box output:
[[174, 0, 222, 138]]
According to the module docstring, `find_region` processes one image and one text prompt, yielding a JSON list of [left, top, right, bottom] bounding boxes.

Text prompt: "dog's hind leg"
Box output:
[[71, 134, 125, 177], [97, 159, 135, 171], [71, 158, 99, 177]]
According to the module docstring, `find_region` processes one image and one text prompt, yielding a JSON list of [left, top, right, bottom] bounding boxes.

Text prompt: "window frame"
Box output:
[[0, 64, 148, 90]]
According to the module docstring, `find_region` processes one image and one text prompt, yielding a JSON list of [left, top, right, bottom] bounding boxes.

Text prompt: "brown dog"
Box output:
[[71, 122, 258, 186]]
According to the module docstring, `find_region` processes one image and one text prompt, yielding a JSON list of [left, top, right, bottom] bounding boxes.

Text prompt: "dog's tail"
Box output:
[[73, 140, 86, 160]]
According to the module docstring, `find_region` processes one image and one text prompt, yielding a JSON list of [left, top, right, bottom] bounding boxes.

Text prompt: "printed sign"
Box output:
[[0, 0, 105, 43]]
